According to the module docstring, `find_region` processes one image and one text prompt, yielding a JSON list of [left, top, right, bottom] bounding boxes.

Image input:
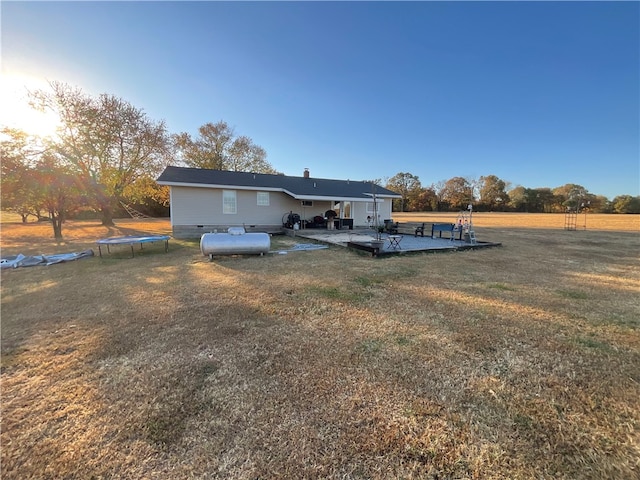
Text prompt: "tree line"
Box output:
[[2, 82, 638, 239], [384, 173, 640, 214]]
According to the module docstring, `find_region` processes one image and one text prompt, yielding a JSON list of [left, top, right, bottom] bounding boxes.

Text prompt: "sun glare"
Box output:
[[0, 72, 61, 138]]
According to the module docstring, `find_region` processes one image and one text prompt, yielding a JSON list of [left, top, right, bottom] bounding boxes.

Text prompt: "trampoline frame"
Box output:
[[96, 235, 170, 258]]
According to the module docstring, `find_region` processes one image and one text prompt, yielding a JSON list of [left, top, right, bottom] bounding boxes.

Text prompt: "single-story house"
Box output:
[[156, 166, 402, 238]]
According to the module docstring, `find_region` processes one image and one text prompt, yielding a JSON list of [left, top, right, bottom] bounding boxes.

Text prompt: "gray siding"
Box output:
[[170, 187, 296, 226]]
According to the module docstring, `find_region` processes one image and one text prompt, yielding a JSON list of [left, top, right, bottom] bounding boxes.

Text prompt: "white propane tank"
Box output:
[[200, 232, 270, 259]]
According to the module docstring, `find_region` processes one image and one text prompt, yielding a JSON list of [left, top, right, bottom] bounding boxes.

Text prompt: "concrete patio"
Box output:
[[289, 228, 501, 256]]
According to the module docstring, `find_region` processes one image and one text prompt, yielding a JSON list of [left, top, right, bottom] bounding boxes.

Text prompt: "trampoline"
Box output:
[[96, 235, 170, 258]]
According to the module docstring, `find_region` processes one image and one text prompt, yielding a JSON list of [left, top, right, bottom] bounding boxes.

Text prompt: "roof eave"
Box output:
[[364, 193, 403, 199], [290, 194, 377, 202], [157, 181, 284, 192], [157, 179, 402, 199]]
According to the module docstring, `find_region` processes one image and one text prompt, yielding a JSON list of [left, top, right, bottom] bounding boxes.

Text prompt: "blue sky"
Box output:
[[2, 1, 638, 199]]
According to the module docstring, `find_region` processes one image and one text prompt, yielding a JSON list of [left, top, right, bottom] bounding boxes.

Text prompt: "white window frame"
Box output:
[[257, 192, 270, 206], [223, 190, 237, 214]]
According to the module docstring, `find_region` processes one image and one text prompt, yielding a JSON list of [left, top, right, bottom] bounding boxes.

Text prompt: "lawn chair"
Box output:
[[414, 223, 425, 237]]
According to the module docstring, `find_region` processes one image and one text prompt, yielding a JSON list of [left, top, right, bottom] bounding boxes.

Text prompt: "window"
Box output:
[[223, 190, 236, 214], [301, 200, 313, 207], [366, 202, 376, 214], [257, 192, 270, 206]]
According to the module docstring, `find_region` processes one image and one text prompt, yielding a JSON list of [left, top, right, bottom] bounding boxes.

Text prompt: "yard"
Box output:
[[1, 214, 639, 479]]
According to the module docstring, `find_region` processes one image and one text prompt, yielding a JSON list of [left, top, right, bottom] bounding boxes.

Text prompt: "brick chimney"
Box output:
[[303, 168, 310, 179]]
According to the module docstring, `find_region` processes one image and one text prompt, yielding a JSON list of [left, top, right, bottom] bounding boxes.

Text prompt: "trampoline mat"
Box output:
[[96, 235, 170, 245]]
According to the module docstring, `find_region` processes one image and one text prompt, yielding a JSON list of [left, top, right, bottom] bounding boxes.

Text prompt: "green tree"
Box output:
[[31, 82, 172, 226], [122, 174, 170, 215], [385, 172, 422, 212], [552, 184, 591, 211], [411, 187, 438, 211], [440, 176, 474, 211], [174, 121, 277, 174], [507, 186, 545, 212], [507, 186, 526, 212], [590, 195, 612, 213], [0, 128, 44, 222], [612, 195, 640, 214], [478, 175, 509, 211], [525, 188, 548, 213], [535, 188, 556, 213]]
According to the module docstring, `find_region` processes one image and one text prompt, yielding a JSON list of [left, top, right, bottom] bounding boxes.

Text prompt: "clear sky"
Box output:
[[2, 1, 639, 199]]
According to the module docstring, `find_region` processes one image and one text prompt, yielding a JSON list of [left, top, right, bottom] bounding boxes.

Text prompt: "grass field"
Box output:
[[1, 215, 639, 479], [393, 212, 640, 232]]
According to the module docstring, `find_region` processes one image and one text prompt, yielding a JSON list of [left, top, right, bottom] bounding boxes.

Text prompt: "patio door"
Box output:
[[343, 201, 351, 218]]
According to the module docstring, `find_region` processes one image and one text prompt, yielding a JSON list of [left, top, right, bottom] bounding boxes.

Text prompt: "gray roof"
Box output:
[[157, 166, 401, 200]]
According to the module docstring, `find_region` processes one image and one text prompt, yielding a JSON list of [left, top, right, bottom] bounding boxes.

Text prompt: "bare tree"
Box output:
[[431, 180, 447, 211], [174, 121, 278, 174]]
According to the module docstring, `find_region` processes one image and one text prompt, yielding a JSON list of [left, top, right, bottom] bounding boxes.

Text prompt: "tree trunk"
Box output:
[[100, 205, 115, 226], [21, 214, 28, 223], [50, 212, 63, 240], [96, 188, 115, 226]]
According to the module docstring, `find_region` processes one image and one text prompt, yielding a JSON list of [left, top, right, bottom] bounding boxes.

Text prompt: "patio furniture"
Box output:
[[384, 220, 399, 234], [431, 223, 457, 240], [387, 235, 402, 250]]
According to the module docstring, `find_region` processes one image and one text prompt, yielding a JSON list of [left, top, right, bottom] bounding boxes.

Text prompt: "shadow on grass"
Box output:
[[2, 228, 639, 478]]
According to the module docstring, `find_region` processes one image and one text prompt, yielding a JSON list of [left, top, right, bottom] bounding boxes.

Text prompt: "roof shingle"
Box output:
[[157, 166, 401, 200]]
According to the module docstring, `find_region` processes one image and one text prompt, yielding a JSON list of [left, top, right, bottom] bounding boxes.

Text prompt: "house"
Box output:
[[156, 166, 402, 238]]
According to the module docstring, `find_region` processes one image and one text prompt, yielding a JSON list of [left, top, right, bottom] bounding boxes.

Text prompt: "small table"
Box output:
[[387, 235, 402, 250]]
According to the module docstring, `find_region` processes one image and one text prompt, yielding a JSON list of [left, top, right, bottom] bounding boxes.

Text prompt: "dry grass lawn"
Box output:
[[1, 215, 639, 479], [393, 212, 640, 232]]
